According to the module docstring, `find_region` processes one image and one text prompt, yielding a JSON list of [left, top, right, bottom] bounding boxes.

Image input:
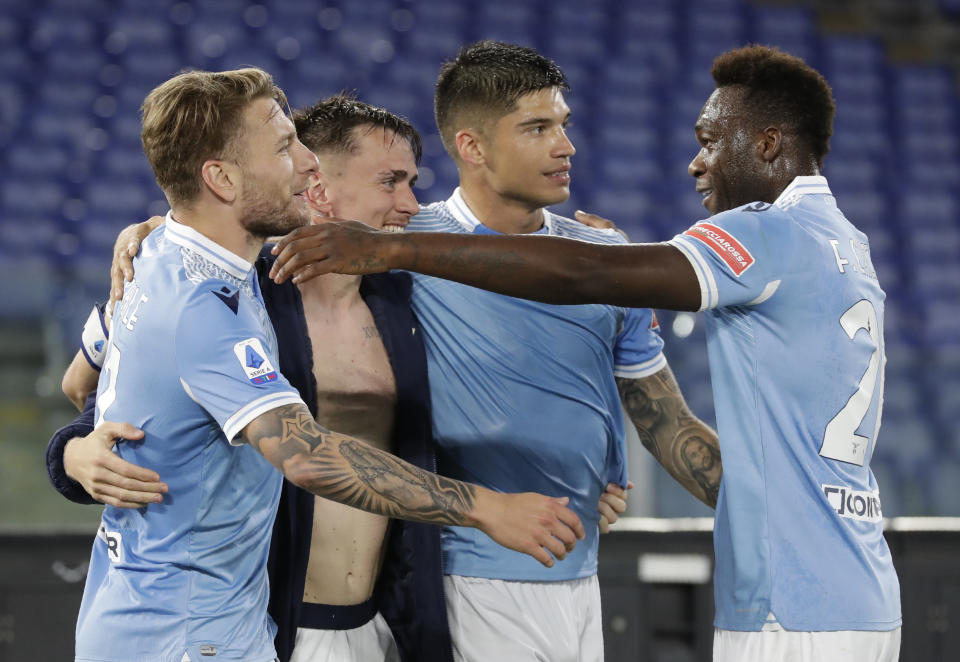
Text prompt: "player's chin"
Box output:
[[537, 184, 571, 207]]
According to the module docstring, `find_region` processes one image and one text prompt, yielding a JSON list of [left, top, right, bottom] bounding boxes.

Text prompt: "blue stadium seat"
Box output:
[[1, 177, 65, 217]]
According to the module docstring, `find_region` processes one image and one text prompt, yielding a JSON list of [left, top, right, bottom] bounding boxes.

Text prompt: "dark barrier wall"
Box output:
[[2, 519, 958, 661]]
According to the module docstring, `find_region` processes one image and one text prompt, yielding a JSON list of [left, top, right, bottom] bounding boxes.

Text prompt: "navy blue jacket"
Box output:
[[46, 249, 453, 662]]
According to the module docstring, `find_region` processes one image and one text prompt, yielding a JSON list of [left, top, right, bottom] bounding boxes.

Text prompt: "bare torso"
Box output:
[[300, 281, 398, 606]]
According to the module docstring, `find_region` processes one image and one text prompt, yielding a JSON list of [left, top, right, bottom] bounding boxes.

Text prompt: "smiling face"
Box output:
[[316, 126, 419, 232], [234, 96, 318, 237], [478, 87, 575, 210], [688, 86, 767, 216]]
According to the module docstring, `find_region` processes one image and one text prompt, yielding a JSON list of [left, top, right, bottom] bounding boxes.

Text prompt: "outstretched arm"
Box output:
[[617, 365, 721, 508], [270, 222, 702, 311], [243, 403, 585, 568]]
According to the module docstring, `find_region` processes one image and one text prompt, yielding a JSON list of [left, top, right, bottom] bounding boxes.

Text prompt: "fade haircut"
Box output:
[[292, 93, 422, 165], [141, 67, 286, 207], [711, 45, 836, 166], [434, 40, 568, 160]]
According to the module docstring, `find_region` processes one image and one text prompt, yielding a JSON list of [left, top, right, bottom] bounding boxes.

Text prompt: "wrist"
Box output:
[[63, 437, 81, 481], [466, 486, 500, 532]]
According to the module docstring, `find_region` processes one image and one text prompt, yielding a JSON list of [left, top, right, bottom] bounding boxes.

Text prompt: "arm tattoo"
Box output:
[[244, 403, 477, 526], [617, 367, 722, 508]]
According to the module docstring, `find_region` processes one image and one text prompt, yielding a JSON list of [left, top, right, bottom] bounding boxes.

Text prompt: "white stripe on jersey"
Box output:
[[223, 391, 305, 443], [614, 352, 668, 379], [668, 235, 719, 311]]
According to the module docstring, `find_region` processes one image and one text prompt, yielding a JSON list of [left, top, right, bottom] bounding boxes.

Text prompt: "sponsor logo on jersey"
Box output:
[[822, 484, 882, 523], [233, 338, 278, 385], [684, 223, 755, 276], [743, 201, 772, 213], [97, 524, 124, 562]]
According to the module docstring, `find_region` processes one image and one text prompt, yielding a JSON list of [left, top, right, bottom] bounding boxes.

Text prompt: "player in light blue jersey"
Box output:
[[268, 46, 902, 662], [73, 67, 585, 662], [272, 41, 721, 662]]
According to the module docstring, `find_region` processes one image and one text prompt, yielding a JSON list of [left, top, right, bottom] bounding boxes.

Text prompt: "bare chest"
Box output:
[[303, 302, 397, 447]]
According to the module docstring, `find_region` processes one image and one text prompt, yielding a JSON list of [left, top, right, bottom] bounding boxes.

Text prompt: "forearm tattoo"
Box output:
[[617, 368, 722, 508], [244, 404, 477, 525]]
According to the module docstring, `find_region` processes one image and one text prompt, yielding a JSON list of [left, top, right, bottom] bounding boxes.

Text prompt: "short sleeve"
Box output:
[[175, 280, 304, 443], [668, 205, 784, 311], [613, 307, 666, 379]]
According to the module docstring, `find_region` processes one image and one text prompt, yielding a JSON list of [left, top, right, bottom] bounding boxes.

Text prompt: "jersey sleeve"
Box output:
[[613, 307, 666, 379], [175, 280, 305, 443], [667, 206, 784, 311]]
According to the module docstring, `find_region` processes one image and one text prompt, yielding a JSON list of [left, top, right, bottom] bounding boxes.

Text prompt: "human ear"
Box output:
[[758, 127, 782, 163], [455, 128, 486, 166], [200, 160, 238, 203], [304, 174, 333, 217]]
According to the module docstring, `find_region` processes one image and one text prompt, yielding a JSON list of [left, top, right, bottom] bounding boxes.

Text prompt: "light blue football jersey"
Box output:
[[408, 189, 666, 581], [77, 216, 305, 662], [668, 176, 901, 631]]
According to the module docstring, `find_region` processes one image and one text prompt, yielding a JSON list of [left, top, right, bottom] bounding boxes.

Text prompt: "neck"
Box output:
[[296, 272, 363, 307], [171, 200, 263, 264], [458, 177, 546, 235]]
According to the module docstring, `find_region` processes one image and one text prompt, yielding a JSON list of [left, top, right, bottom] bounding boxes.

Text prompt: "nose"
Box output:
[[396, 183, 419, 217], [294, 139, 320, 177], [688, 149, 706, 178], [554, 126, 576, 158]]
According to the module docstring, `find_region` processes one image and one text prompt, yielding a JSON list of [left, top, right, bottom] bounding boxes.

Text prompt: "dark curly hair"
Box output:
[[711, 45, 836, 166], [293, 92, 422, 164], [434, 40, 568, 159]]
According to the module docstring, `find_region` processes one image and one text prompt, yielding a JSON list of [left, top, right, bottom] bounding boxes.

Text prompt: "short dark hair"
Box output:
[[711, 45, 836, 166], [434, 40, 569, 159], [292, 93, 422, 164]]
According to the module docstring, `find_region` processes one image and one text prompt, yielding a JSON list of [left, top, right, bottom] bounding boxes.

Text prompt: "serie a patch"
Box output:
[[233, 338, 278, 385], [684, 223, 755, 276]]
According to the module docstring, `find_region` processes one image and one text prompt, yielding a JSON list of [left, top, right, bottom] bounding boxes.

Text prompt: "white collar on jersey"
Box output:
[[163, 211, 254, 280], [445, 187, 556, 234], [773, 175, 833, 209]]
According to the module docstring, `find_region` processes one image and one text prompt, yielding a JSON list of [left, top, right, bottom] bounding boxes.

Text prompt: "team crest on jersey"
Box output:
[[684, 223, 755, 276], [233, 338, 278, 385]]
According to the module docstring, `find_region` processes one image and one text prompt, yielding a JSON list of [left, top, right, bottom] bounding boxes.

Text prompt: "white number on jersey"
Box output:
[[95, 343, 121, 428], [820, 300, 883, 465]]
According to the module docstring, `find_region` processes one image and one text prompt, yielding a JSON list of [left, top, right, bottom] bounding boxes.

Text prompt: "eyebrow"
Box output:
[[379, 169, 415, 181], [275, 130, 295, 148], [516, 112, 571, 128]]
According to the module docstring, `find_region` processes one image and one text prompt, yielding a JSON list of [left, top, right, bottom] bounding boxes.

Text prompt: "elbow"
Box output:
[[61, 377, 87, 412]]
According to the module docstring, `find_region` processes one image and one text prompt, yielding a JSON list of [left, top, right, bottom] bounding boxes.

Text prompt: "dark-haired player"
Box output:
[[48, 85, 586, 662], [275, 40, 720, 662], [271, 45, 901, 662]]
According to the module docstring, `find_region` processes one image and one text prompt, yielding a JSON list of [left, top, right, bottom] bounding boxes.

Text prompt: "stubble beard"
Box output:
[[238, 184, 310, 240]]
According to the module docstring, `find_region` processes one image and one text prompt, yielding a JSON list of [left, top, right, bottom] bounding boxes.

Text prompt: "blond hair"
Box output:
[[141, 67, 287, 206]]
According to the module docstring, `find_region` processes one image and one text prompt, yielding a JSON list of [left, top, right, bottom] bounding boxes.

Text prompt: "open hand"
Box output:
[[478, 492, 585, 568], [109, 216, 164, 311], [269, 220, 390, 285], [64, 422, 167, 508]]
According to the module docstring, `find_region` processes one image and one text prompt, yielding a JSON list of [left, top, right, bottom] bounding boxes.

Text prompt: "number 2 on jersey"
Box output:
[[820, 299, 883, 466], [95, 343, 121, 428]]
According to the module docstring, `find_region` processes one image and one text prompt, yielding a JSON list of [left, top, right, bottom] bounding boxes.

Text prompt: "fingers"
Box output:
[[92, 482, 164, 508], [574, 210, 615, 229], [270, 243, 329, 283], [599, 514, 611, 534], [553, 498, 585, 540], [529, 545, 555, 568]]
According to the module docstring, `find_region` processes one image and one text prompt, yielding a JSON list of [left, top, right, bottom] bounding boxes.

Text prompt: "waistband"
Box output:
[[299, 598, 378, 631]]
